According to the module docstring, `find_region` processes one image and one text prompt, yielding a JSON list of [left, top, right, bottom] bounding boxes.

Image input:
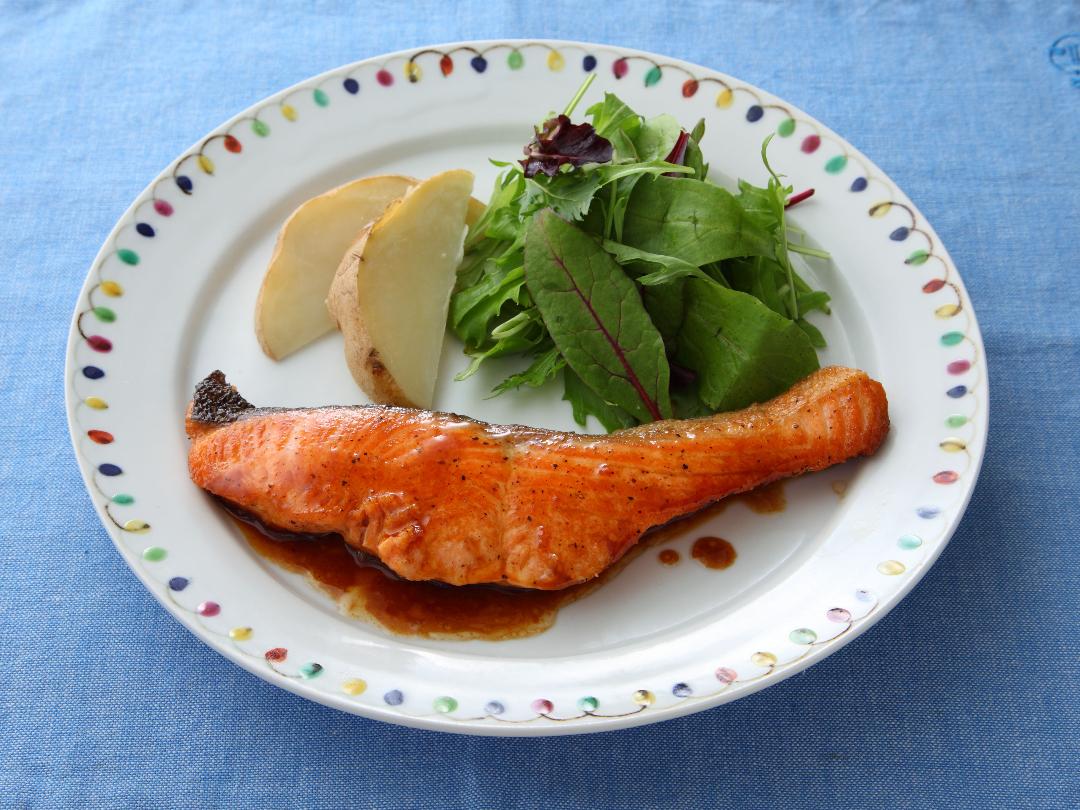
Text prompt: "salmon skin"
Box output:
[[187, 367, 888, 590]]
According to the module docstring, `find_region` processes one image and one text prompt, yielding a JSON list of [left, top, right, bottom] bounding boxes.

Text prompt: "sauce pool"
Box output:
[[658, 549, 681, 565], [235, 520, 601, 641], [720, 480, 787, 514], [691, 536, 737, 569], [233, 482, 784, 639]]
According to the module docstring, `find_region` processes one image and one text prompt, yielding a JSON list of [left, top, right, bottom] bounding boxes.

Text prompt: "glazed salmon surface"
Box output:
[[187, 366, 889, 589]]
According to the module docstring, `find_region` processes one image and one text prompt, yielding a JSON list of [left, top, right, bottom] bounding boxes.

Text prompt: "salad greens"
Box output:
[[448, 75, 831, 430], [525, 210, 671, 423]]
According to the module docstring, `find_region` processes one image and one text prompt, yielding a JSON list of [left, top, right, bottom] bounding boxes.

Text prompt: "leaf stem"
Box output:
[[761, 135, 800, 321], [604, 181, 616, 239], [788, 243, 831, 259], [562, 73, 597, 117], [784, 188, 815, 209]]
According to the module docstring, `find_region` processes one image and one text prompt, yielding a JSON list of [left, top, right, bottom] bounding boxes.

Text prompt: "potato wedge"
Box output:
[[326, 169, 474, 408], [255, 175, 417, 360], [256, 179, 486, 361]]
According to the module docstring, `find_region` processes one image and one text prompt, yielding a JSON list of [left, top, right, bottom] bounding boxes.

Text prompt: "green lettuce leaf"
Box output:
[[622, 176, 775, 266], [674, 279, 819, 412]]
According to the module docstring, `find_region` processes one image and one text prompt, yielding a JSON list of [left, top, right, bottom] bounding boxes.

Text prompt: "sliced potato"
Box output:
[[256, 179, 486, 361], [465, 196, 486, 225], [255, 174, 417, 360], [326, 169, 474, 408]]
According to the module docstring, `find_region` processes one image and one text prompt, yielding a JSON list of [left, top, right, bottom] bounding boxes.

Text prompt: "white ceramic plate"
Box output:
[[66, 40, 987, 736]]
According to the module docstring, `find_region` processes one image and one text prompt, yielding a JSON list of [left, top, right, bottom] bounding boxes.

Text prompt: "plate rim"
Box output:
[[64, 37, 989, 736]]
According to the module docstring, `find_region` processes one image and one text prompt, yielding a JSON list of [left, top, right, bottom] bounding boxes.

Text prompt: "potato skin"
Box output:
[[325, 220, 418, 408], [322, 173, 479, 407], [256, 176, 486, 364], [255, 174, 417, 360]]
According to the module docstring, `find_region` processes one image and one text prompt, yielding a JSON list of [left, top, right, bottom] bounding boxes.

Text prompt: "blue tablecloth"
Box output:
[[2, 2, 1077, 807]]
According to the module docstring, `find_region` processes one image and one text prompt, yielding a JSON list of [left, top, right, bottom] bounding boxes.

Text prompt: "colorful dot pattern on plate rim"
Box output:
[[69, 41, 982, 726]]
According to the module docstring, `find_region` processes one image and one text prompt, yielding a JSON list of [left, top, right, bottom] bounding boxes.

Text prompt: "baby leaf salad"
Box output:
[[449, 75, 831, 431]]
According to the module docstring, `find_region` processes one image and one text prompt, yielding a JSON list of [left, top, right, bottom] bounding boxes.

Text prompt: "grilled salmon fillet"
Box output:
[[187, 366, 888, 589]]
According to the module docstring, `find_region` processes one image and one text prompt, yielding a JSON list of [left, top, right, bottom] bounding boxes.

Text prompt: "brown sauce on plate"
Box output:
[[233, 481, 783, 640], [718, 480, 787, 514], [657, 549, 681, 565], [235, 520, 606, 641], [691, 536, 738, 570]]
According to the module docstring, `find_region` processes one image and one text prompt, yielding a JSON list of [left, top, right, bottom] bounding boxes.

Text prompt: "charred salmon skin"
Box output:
[[187, 366, 888, 590]]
